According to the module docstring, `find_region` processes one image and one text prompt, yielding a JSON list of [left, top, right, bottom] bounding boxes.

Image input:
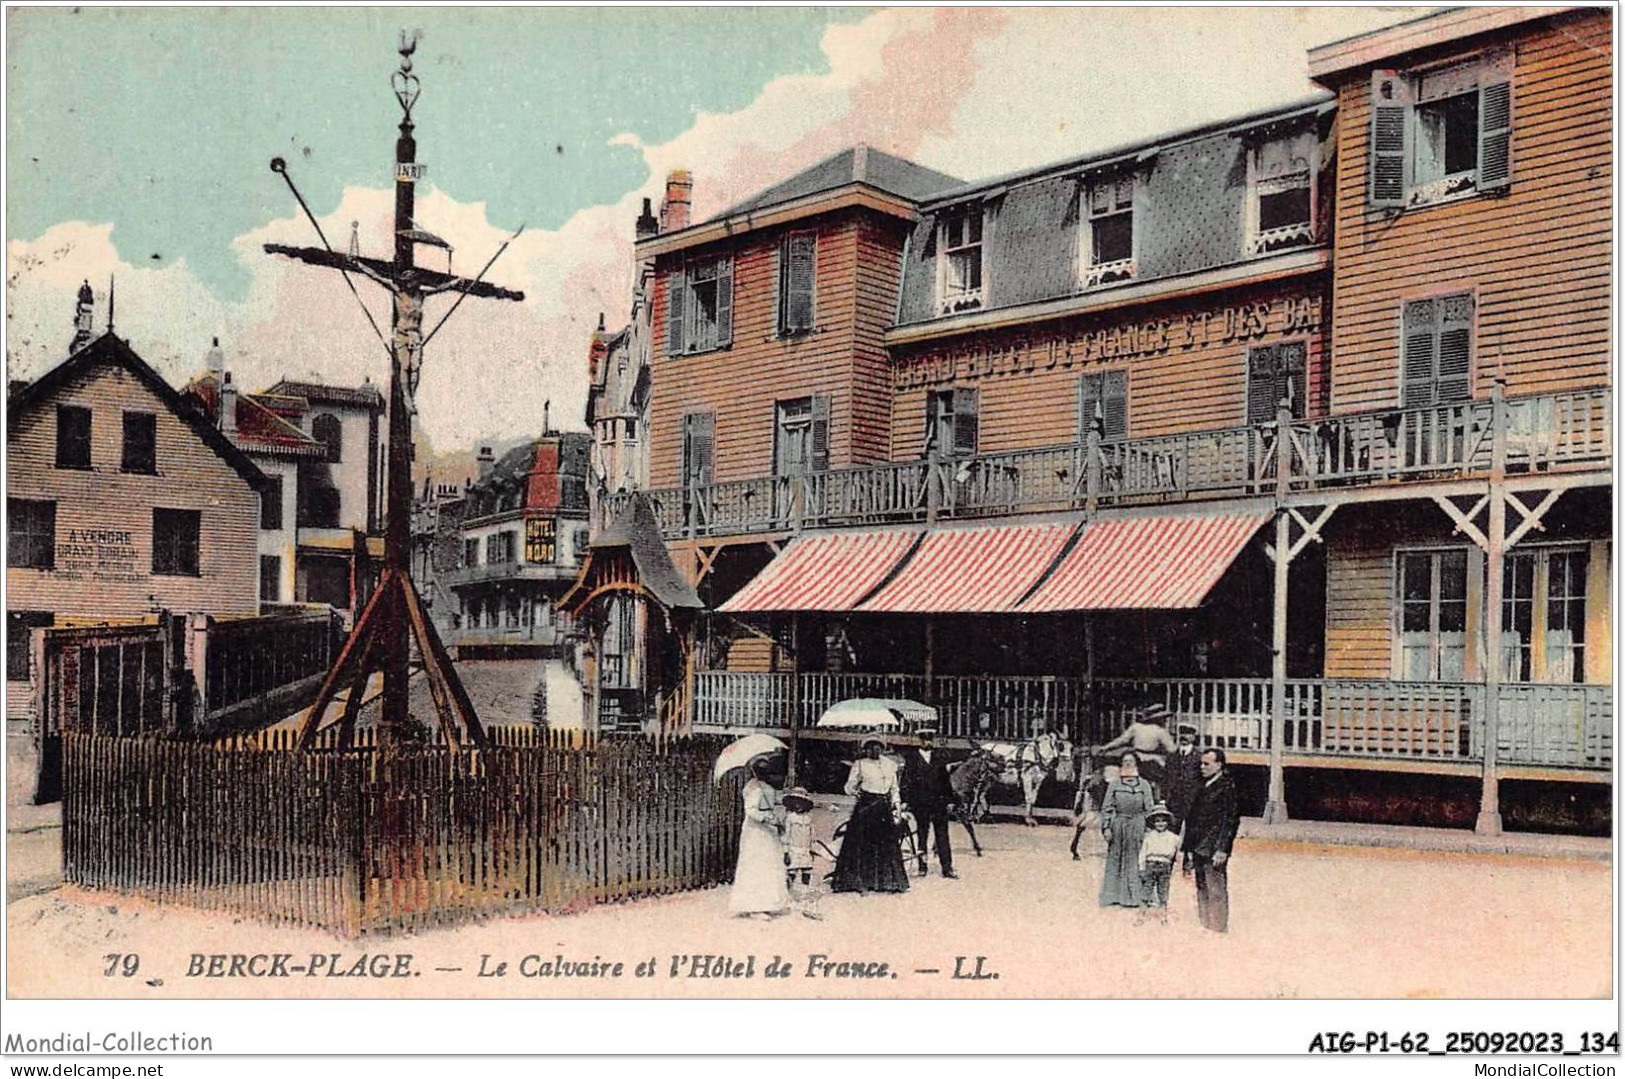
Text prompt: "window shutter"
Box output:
[[686, 411, 715, 486], [1077, 375, 1097, 440], [781, 235, 816, 333], [1247, 345, 1281, 424], [1477, 51, 1514, 193], [1101, 370, 1128, 440], [1436, 294, 1473, 403], [1402, 298, 1439, 407], [665, 269, 686, 357], [1368, 69, 1412, 209], [715, 256, 734, 347], [810, 394, 830, 473], [951, 387, 979, 456]]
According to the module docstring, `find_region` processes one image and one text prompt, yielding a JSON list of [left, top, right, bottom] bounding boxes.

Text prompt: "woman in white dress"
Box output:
[[729, 757, 789, 917]]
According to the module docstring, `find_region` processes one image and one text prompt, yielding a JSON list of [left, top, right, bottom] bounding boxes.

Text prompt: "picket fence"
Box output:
[[62, 729, 742, 936]]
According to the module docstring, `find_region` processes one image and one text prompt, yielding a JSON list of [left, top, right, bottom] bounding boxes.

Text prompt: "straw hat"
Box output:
[[782, 787, 814, 813], [1146, 802, 1174, 824]]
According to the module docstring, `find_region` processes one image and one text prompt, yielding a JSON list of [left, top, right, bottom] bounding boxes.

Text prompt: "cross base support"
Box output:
[[1474, 810, 1504, 837], [1261, 800, 1290, 825]]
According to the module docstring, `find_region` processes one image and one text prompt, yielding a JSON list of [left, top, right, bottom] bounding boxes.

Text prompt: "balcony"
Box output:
[[604, 389, 1610, 540], [691, 670, 1612, 774], [439, 559, 577, 589]]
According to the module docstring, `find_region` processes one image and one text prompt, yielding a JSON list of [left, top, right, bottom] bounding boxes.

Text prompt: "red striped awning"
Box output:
[[718, 529, 922, 613], [1019, 511, 1269, 612], [858, 520, 1079, 614]]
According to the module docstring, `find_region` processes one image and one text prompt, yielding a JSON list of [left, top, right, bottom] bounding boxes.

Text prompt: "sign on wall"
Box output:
[[54, 528, 144, 584]]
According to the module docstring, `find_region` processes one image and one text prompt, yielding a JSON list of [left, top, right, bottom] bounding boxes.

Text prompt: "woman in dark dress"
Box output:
[[1099, 751, 1157, 908], [830, 737, 910, 894]]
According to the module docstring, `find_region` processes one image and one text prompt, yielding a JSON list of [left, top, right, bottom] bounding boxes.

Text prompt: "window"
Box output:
[[7, 612, 51, 682], [311, 413, 343, 463], [121, 411, 157, 474], [1246, 342, 1309, 424], [1248, 133, 1315, 255], [680, 411, 715, 488], [152, 508, 201, 577], [1083, 176, 1136, 288], [937, 205, 984, 313], [1397, 549, 1468, 681], [1368, 53, 1513, 211], [926, 387, 980, 457], [260, 475, 284, 530], [260, 555, 282, 603], [778, 233, 816, 335], [486, 531, 516, 565], [665, 255, 733, 355], [1503, 547, 1588, 684], [624, 418, 638, 442], [463, 538, 480, 568], [298, 485, 340, 528], [302, 556, 351, 609], [8, 499, 56, 569], [1077, 371, 1128, 442], [55, 405, 92, 470], [1402, 293, 1473, 407], [526, 518, 557, 564], [774, 396, 830, 476]]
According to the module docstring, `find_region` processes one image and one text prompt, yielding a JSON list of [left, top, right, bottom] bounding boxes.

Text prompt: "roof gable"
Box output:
[[8, 333, 270, 490]]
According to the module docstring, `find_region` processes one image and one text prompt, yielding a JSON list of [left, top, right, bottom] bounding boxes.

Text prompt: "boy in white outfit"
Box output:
[[1137, 802, 1180, 925], [781, 787, 822, 920]]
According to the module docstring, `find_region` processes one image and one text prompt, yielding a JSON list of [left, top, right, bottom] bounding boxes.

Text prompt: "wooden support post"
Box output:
[[1084, 427, 1102, 513], [786, 616, 802, 787], [1264, 509, 1291, 824], [925, 452, 942, 525], [1477, 380, 1508, 836]]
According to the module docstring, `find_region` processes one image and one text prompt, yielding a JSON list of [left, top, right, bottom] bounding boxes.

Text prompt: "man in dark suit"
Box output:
[[1163, 723, 1204, 834], [1181, 747, 1240, 932], [902, 728, 958, 878]]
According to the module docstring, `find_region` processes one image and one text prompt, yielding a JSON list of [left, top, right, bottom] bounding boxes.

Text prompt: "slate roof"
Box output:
[[265, 378, 385, 410], [716, 145, 963, 219], [183, 373, 327, 459], [589, 496, 702, 611], [7, 333, 270, 490]]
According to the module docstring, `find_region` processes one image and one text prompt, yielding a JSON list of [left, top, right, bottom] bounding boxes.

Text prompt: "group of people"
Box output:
[[728, 728, 961, 919], [1083, 706, 1241, 933]]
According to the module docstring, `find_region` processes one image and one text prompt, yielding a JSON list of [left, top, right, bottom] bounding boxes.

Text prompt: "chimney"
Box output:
[[220, 371, 239, 438], [635, 197, 659, 241], [543, 399, 552, 435], [70, 280, 95, 355], [476, 445, 496, 481], [659, 169, 693, 233]]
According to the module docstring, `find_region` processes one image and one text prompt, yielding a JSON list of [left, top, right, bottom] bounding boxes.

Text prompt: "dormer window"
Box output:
[[1247, 130, 1316, 256], [937, 205, 984, 314], [1082, 176, 1135, 288]]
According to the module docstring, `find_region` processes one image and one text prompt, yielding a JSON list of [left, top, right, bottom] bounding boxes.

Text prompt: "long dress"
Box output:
[[1098, 776, 1156, 908], [830, 757, 910, 894], [728, 778, 789, 915]]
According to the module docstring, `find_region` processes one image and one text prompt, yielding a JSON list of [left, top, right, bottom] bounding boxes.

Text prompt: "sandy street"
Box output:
[[7, 817, 1609, 1001]]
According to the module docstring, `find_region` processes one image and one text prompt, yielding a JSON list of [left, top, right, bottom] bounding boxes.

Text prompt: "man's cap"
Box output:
[[916, 726, 937, 738], [1177, 723, 1199, 737]]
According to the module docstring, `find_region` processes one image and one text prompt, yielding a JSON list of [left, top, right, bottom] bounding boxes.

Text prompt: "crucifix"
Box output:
[[266, 31, 525, 754]]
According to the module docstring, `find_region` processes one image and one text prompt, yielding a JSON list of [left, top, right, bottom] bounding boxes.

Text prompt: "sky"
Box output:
[[5, 5, 1427, 455]]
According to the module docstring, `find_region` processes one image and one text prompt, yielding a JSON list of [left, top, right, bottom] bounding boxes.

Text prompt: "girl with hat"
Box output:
[[781, 787, 822, 919], [830, 736, 910, 894], [1137, 801, 1180, 925]]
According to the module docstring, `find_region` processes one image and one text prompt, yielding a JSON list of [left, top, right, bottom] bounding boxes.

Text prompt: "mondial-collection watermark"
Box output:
[[1473, 1067, 1616, 1077], [4, 1033, 214, 1054]]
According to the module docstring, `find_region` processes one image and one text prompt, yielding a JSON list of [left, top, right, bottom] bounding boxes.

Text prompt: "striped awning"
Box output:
[[858, 520, 1078, 614], [1019, 511, 1269, 612], [718, 528, 923, 613]]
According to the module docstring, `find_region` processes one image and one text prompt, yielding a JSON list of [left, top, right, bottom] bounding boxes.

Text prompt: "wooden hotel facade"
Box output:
[[590, 7, 1612, 831]]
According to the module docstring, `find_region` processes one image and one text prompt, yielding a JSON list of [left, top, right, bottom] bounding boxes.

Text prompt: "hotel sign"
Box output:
[[895, 294, 1322, 390]]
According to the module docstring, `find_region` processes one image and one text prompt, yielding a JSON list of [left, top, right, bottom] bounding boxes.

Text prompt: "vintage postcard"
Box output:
[[2, 3, 1617, 1061]]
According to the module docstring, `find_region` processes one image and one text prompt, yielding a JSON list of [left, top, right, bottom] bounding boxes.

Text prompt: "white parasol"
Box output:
[[815, 698, 937, 731], [712, 733, 788, 784]]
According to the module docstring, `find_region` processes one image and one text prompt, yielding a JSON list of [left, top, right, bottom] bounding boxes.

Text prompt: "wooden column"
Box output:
[[1264, 509, 1291, 824], [1477, 381, 1508, 836], [786, 615, 802, 786]]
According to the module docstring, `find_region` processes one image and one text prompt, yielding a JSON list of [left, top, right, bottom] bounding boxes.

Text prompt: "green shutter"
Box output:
[[1477, 52, 1514, 193], [715, 256, 734, 348], [1402, 298, 1440, 407], [1101, 370, 1128, 440], [952, 386, 979, 456], [1436, 294, 1474, 403], [781, 234, 816, 333], [1247, 345, 1281, 424], [665, 268, 686, 357], [810, 394, 830, 473], [1368, 69, 1412, 209]]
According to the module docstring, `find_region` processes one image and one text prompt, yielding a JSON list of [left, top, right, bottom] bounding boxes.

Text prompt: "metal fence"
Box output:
[[63, 729, 743, 936]]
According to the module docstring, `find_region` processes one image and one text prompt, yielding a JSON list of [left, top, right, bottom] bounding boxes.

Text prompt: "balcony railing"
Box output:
[[439, 560, 576, 588], [691, 670, 1611, 771], [600, 389, 1610, 539]]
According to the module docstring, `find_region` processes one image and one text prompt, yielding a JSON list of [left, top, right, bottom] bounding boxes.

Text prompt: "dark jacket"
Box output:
[[1181, 771, 1240, 859], [1164, 748, 1204, 823], [902, 749, 956, 815]]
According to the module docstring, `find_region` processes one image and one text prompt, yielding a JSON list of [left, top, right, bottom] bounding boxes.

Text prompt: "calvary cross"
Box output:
[[265, 31, 525, 754]]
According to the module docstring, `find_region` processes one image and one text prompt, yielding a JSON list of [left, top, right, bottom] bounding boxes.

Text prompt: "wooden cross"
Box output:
[[266, 32, 524, 753]]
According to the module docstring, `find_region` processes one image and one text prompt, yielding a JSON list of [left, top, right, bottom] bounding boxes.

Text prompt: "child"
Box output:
[[781, 787, 822, 920], [1137, 802, 1179, 925]]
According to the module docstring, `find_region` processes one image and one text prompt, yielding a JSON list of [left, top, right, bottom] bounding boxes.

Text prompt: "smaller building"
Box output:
[[415, 430, 595, 659]]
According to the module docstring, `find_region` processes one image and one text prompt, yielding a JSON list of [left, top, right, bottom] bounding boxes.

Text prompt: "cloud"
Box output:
[[5, 7, 1412, 450]]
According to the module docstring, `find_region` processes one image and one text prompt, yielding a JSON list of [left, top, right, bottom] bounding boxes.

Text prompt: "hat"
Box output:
[[916, 726, 938, 739], [860, 735, 888, 750], [1177, 723, 1199, 737], [782, 787, 814, 812], [1141, 703, 1173, 722], [1146, 802, 1173, 824]]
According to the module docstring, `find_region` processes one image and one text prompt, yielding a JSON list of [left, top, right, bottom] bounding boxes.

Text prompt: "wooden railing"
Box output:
[[606, 389, 1610, 540], [692, 670, 1611, 771]]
